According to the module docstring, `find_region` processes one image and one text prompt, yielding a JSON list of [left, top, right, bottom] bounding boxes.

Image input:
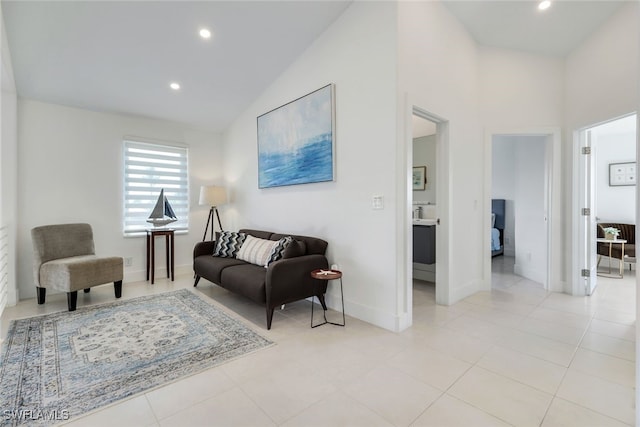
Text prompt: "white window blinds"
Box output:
[[123, 139, 189, 236]]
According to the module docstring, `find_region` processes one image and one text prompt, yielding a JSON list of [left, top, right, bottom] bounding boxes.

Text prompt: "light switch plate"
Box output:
[[372, 195, 384, 210]]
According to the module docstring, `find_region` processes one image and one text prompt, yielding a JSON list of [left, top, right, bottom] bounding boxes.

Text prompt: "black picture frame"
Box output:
[[609, 162, 636, 186]]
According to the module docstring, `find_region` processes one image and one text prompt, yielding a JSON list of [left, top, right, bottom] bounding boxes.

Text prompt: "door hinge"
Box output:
[[581, 269, 591, 278], [582, 208, 591, 216], [582, 147, 591, 155]]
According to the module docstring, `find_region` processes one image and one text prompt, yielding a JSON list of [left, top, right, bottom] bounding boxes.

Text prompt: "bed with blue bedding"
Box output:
[[491, 199, 505, 257]]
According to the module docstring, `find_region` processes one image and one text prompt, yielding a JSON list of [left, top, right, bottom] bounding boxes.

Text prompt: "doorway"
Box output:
[[490, 135, 550, 288], [483, 128, 561, 293], [411, 114, 437, 290], [573, 114, 637, 296], [402, 106, 450, 330]]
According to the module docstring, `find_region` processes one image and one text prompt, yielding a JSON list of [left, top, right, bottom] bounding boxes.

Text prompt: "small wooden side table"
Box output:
[[146, 229, 175, 284], [310, 269, 345, 328]]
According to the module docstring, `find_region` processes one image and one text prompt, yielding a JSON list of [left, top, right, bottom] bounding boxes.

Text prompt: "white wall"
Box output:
[[594, 127, 636, 224], [222, 2, 401, 330], [480, 47, 565, 130], [479, 46, 564, 290], [398, 0, 483, 307], [16, 100, 223, 300], [412, 135, 436, 204], [565, 3, 639, 132], [1, 3, 18, 310]]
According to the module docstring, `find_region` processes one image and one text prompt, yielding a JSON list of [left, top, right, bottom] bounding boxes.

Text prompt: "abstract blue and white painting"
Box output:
[[257, 84, 334, 188]]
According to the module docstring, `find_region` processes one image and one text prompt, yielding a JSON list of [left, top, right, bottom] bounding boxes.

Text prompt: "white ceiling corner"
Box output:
[[442, 0, 627, 57]]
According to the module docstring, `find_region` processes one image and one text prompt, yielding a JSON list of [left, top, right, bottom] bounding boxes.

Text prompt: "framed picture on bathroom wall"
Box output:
[[413, 166, 426, 190]]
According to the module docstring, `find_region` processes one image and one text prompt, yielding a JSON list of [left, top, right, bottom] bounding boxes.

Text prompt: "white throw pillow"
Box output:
[[236, 235, 279, 267]]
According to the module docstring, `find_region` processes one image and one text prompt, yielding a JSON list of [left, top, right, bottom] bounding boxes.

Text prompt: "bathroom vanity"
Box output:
[[413, 218, 436, 282]]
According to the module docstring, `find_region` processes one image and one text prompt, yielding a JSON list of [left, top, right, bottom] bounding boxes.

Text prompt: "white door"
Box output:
[[578, 129, 598, 295]]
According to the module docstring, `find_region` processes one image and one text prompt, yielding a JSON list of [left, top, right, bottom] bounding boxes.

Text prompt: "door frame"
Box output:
[[398, 103, 450, 331], [571, 113, 638, 296], [572, 127, 598, 296], [482, 127, 561, 292]]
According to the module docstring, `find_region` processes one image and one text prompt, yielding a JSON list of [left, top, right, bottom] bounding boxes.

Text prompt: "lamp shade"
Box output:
[[199, 185, 227, 207]]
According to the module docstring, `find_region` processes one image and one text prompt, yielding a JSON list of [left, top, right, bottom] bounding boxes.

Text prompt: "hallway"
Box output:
[[410, 255, 635, 425]]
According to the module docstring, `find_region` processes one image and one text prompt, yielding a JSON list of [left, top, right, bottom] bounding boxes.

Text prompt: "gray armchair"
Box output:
[[31, 223, 123, 311]]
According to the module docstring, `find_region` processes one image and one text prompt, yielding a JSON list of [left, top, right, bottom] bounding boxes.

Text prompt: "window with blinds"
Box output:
[[123, 139, 189, 236]]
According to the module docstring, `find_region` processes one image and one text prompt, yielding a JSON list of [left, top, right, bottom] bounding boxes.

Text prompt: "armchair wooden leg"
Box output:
[[36, 287, 46, 304], [194, 276, 201, 287], [114, 281, 122, 298], [67, 291, 78, 311]]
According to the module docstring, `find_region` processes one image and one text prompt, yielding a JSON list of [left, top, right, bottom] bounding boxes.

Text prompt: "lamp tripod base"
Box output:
[[202, 206, 223, 241]]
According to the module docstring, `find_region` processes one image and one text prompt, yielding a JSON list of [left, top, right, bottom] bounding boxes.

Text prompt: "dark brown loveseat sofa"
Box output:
[[597, 223, 635, 266], [193, 229, 329, 329]]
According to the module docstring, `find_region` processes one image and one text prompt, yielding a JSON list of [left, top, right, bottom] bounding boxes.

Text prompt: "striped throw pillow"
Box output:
[[265, 236, 293, 265], [236, 235, 279, 267]]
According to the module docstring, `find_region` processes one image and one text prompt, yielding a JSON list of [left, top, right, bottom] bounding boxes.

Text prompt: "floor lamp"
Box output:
[[199, 185, 227, 241]]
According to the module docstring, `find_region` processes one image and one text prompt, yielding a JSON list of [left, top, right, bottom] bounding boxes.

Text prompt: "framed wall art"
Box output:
[[257, 84, 335, 189], [413, 166, 426, 190], [609, 161, 636, 186]]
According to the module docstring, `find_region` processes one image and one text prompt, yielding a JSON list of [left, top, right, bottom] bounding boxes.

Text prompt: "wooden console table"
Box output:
[[146, 229, 175, 284]]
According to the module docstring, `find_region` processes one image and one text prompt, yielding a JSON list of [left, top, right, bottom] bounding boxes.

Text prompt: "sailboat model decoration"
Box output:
[[147, 189, 178, 227]]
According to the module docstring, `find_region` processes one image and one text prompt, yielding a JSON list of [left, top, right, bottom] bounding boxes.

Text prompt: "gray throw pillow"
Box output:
[[282, 239, 306, 259]]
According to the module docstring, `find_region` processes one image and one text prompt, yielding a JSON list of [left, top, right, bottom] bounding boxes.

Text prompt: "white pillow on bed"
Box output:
[[491, 213, 496, 228]]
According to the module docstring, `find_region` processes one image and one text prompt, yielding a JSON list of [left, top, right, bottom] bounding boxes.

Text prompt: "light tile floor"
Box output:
[[1, 256, 635, 426]]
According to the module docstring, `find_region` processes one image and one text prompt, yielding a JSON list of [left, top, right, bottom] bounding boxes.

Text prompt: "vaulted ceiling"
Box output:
[[2, 1, 628, 132], [2, 1, 351, 131]]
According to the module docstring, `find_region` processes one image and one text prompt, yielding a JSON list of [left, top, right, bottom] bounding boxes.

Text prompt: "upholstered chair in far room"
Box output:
[[31, 223, 123, 311]]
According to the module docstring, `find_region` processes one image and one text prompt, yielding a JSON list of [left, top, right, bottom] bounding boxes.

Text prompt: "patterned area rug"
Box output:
[[0, 289, 273, 426]]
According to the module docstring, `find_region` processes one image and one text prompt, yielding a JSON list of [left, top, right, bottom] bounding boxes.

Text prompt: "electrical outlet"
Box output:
[[125, 257, 133, 267]]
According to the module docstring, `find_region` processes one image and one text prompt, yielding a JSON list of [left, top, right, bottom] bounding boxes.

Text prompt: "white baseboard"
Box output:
[[323, 290, 404, 332], [449, 278, 482, 304], [123, 264, 193, 284], [127, 264, 407, 332], [513, 263, 545, 284]]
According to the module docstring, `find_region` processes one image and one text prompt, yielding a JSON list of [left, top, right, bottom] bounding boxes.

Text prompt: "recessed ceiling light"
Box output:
[[169, 82, 180, 91], [538, 1, 551, 11], [199, 28, 211, 39]]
